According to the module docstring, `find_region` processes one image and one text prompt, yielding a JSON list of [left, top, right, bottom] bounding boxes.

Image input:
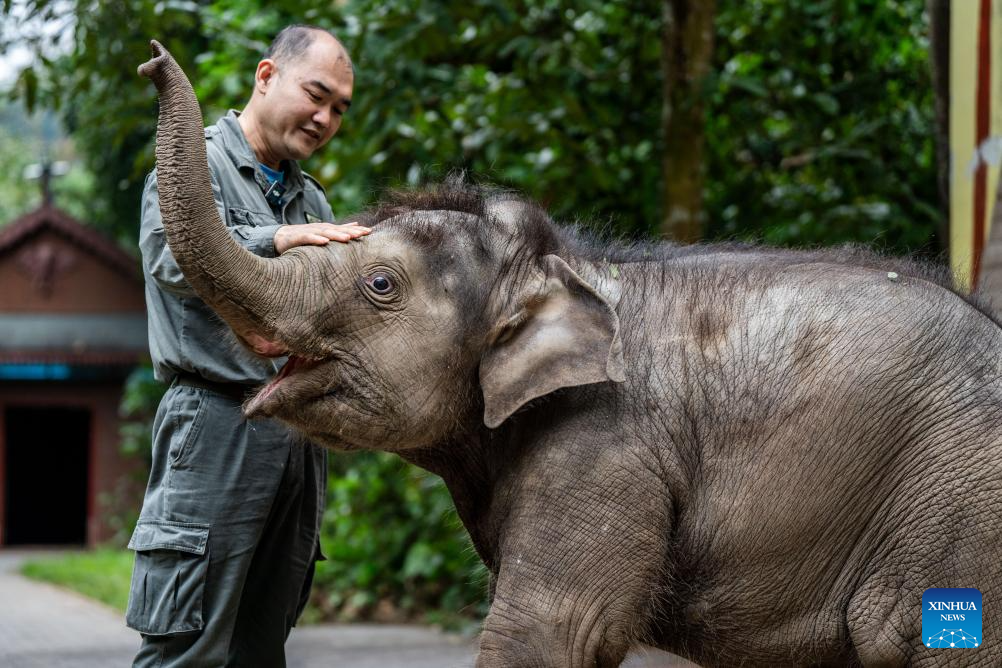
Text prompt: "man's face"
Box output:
[[256, 35, 354, 163]]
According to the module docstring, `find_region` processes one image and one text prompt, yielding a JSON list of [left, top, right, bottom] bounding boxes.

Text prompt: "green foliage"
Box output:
[[313, 452, 489, 626], [324, 0, 663, 233], [0, 115, 38, 224], [21, 549, 135, 612], [177, 0, 665, 234], [118, 362, 166, 461], [3, 0, 940, 250], [707, 0, 940, 253], [0, 100, 97, 226]]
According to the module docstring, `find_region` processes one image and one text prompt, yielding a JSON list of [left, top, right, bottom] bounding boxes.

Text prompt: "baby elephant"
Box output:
[[140, 40, 1001, 667]]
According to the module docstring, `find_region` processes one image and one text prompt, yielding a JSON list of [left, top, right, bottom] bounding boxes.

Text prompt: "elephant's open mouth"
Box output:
[[244, 355, 324, 417]]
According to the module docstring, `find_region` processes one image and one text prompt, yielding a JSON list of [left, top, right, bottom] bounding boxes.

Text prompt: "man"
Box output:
[[128, 25, 367, 667]]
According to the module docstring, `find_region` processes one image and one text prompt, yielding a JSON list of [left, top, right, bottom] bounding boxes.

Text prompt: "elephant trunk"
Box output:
[[137, 40, 298, 352]]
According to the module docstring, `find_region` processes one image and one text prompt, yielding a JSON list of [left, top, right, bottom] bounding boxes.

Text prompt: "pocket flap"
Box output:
[[128, 520, 209, 555], [229, 207, 276, 230]]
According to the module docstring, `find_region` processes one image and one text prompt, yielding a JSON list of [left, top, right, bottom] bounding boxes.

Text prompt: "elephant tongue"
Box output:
[[245, 355, 312, 416]]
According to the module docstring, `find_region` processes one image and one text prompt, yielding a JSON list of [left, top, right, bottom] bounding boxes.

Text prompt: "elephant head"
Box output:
[[138, 41, 625, 451]]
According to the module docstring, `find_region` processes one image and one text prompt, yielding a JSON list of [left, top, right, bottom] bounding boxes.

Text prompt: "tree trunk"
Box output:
[[660, 0, 716, 242], [927, 0, 950, 251]]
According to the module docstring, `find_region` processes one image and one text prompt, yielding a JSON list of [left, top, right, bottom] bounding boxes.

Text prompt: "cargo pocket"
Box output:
[[126, 520, 210, 636]]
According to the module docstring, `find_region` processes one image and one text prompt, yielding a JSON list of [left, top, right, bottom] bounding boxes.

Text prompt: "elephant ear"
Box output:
[[479, 254, 626, 428]]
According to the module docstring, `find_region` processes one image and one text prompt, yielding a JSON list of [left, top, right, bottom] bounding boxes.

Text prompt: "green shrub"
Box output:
[[312, 452, 489, 626]]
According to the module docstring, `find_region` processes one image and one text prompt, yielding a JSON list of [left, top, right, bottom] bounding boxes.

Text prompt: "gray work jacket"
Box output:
[[140, 110, 335, 385]]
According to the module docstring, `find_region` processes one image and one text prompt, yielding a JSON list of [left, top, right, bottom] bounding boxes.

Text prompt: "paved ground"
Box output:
[[0, 550, 140, 667], [0, 549, 694, 667]]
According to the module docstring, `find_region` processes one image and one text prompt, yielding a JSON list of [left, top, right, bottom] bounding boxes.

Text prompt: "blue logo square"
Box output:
[[923, 588, 982, 649]]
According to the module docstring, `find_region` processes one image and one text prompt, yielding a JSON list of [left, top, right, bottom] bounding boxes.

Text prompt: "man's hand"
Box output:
[[274, 222, 371, 254]]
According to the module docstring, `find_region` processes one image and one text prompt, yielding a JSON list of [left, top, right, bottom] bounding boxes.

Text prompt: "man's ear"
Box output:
[[255, 59, 277, 93], [479, 254, 626, 428]]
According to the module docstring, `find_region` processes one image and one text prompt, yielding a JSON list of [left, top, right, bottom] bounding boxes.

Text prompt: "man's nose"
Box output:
[[312, 107, 330, 129]]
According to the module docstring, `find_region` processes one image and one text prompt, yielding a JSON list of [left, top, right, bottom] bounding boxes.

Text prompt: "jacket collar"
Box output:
[[216, 110, 306, 197]]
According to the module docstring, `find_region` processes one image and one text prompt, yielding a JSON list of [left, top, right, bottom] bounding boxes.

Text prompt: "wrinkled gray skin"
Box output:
[[139, 42, 1001, 667]]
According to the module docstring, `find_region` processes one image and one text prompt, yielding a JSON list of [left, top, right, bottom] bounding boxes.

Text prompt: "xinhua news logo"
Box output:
[[923, 588, 982, 649]]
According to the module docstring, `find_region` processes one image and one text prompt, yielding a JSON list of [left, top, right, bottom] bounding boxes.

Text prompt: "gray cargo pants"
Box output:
[[126, 382, 326, 667]]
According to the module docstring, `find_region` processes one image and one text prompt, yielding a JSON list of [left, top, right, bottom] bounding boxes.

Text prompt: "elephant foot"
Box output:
[[475, 617, 631, 668]]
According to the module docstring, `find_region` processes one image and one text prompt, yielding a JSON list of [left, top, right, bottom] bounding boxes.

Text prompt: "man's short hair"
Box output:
[[264, 25, 345, 65]]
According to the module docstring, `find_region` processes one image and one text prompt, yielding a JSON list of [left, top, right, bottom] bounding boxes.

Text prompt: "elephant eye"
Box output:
[[365, 273, 394, 295]]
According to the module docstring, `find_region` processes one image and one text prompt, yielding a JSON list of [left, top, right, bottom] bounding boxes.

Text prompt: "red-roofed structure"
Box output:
[[0, 204, 148, 546]]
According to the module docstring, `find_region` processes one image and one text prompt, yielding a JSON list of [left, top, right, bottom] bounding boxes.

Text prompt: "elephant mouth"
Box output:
[[244, 355, 326, 417]]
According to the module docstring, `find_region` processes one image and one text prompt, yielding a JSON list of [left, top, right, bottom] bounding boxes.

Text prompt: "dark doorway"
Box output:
[[4, 406, 90, 545]]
